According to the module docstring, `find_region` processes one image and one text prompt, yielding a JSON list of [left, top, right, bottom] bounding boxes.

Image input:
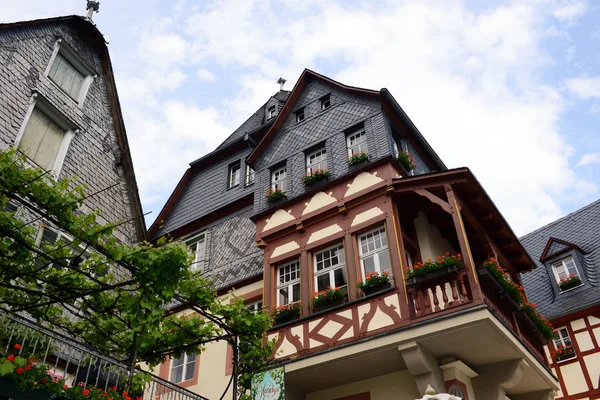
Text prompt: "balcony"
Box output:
[[0, 312, 207, 400]]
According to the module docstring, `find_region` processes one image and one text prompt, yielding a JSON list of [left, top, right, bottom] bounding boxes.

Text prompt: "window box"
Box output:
[[301, 169, 330, 185], [311, 287, 347, 313], [477, 267, 521, 311], [357, 271, 393, 296], [347, 152, 369, 166], [478, 257, 525, 306], [519, 302, 553, 342], [405, 254, 464, 282], [406, 265, 464, 287], [0, 377, 50, 400], [396, 151, 417, 172], [266, 189, 286, 203], [555, 344, 576, 361], [559, 275, 582, 291], [272, 303, 301, 325]]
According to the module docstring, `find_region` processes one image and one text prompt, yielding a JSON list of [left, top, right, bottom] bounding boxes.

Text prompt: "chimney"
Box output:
[[86, 0, 100, 20]]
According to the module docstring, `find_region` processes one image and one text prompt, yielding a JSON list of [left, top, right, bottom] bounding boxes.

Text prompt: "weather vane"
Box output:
[[277, 76, 287, 91], [86, 1, 100, 20]]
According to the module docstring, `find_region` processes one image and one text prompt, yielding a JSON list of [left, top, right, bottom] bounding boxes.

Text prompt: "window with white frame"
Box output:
[[17, 106, 74, 173], [346, 128, 367, 157], [37, 225, 92, 270], [186, 232, 207, 271], [320, 95, 331, 110], [358, 226, 391, 279], [267, 106, 276, 119], [552, 257, 581, 284], [392, 139, 400, 157], [295, 108, 305, 123], [170, 352, 196, 383], [245, 164, 255, 185], [229, 162, 241, 188], [306, 147, 327, 174], [553, 327, 573, 348], [271, 166, 286, 192], [45, 41, 94, 106], [314, 243, 347, 293], [247, 300, 263, 312], [277, 260, 300, 306]]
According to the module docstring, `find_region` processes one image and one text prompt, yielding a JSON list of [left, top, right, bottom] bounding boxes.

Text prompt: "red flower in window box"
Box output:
[[265, 188, 286, 202], [396, 151, 417, 171], [310, 286, 347, 311], [272, 302, 301, 325], [300, 168, 330, 185], [558, 274, 581, 291], [347, 152, 369, 166], [405, 254, 463, 280], [555, 344, 576, 361], [357, 271, 393, 296]]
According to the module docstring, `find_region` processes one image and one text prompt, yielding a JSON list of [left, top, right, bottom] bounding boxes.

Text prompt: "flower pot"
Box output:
[[556, 348, 576, 361], [312, 297, 346, 313], [361, 281, 392, 296]]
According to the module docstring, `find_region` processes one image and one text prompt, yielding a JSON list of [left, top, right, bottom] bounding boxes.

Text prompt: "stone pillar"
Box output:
[[398, 342, 445, 394], [472, 359, 527, 400]]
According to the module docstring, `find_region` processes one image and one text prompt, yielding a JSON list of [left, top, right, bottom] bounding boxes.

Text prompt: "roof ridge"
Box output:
[[520, 198, 600, 240]]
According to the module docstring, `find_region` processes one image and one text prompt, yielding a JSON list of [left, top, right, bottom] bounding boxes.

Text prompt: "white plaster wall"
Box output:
[[414, 212, 455, 262], [306, 370, 420, 400], [560, 362, 589, 396]]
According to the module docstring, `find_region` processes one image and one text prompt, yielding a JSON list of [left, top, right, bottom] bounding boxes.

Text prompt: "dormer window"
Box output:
[[552, 257, 582, 291], [320, 95, 331, 110], [267, 106, 276, 120], [306, 147, 327, 173], [295, 108, 305, 123], [245, 164, 255, 185], [347, 127, 367, 157]]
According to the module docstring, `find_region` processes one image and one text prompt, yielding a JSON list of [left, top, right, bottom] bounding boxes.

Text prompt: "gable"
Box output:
[[540, 237, 583, 262], [255, 78, 381, 169]]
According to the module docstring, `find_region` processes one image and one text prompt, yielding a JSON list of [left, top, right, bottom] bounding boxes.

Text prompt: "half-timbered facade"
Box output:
[[521, 200, 600, 400], [151, 70, 560, 400]]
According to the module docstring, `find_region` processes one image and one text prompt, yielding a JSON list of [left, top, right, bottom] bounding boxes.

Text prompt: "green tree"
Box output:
[[0, 150, 273, 399]]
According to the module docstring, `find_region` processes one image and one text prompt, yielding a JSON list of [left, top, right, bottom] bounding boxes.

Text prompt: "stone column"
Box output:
[[398, 342, 445, 394]]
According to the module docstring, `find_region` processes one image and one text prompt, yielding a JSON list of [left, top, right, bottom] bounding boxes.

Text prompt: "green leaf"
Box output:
[[0, 360, 14, 376]]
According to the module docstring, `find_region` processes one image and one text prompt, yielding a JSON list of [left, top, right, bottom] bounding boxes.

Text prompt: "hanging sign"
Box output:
[[251, 367, 285, 400]]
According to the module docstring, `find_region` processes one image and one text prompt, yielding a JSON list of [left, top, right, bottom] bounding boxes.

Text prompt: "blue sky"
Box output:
[[3, 0, 599, 235]]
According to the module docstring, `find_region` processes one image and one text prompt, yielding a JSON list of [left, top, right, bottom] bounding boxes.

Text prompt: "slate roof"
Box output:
[[215, 91, 290, 151], [520, 199, 600, 321]]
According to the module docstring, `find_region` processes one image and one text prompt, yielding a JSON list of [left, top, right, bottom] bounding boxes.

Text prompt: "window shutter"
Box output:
[[203, 229, 211, 269], [48, 53, 85, 100], [18, 108, 65, 171]]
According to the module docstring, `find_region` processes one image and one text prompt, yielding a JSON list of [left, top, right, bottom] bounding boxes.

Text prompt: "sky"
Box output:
[[2, 0, 599, 236]]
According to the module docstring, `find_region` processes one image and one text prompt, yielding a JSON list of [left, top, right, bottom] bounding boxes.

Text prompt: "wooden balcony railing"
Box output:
[[406, 267, 472, 318], [0, 312, 208, 400]]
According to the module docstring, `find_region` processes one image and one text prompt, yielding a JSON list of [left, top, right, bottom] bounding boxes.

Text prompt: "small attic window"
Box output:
[[267, 106, 276, 120], [320, 95, 331, 110], [552, 256, 583, 291], [295, 108, 305, 123]]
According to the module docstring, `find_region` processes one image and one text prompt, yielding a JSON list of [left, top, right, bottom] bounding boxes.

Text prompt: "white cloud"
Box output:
[[196, 69, 215, 82], [565, 77, 600, 99], [551, 0, 588, 23], [576, 152, 600, 166], [174, 0, 595, 234]]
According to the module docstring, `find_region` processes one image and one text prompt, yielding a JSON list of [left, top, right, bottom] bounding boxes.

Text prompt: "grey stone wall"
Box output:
[[0, 21, 138, 244]]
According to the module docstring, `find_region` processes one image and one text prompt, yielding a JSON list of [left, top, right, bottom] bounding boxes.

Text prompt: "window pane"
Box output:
[[292, 283, 300, 302], [170, 365, 183, 383], [279, 287, 289, 305], [317, 274, 330, 292], [184, 354, 196, 380], [334, 268, 347, 288], [564, 258, 578, 276], [378, 250, 391, 273], [362, 255, 376, 276], [49, 53, 85, 100]]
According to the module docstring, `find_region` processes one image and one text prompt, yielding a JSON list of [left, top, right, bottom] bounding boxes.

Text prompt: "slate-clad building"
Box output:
[[521, 200, 600, 399], [151, 70, 560, 400], [0, 15, 145, 243]]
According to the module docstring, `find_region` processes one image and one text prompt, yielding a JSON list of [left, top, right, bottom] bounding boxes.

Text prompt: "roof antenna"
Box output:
[[277, 76, 287, 91], [86, 0, 100, 20]]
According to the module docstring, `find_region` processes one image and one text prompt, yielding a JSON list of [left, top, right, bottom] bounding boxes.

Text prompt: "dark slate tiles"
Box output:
[[520, 199, 600, 320]]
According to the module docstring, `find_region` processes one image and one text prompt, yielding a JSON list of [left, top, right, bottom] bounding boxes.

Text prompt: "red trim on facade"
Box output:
[[445, 379, 470, 400], [158, 353, 201, 389]]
